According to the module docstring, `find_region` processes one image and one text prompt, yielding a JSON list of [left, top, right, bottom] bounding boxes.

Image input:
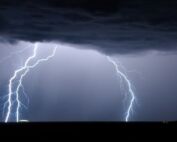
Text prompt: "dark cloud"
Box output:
[[0, 0, 177, 54]]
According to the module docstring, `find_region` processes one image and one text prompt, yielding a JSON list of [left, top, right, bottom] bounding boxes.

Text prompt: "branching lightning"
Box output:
[[107, 56, 136, 122], [4, 43, 57, 122], [2, 42, 136, 122]]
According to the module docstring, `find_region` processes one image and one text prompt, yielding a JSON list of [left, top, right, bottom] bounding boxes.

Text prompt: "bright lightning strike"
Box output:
[[4, 43, 57, 122], [107, 56, 136, 122]]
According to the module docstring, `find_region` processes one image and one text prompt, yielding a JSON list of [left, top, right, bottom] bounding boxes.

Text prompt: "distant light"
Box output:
[[19, 120, 29, 122]]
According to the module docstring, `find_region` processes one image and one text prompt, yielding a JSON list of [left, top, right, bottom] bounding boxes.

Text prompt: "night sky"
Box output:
[[0, 0, 177, 122]]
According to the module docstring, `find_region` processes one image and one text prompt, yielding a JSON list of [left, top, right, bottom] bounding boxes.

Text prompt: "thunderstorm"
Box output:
[[107, 56, 136, 122], [0, 0, 177, 125], [2, 43, 137, 122], [4, 43, 58, 122]]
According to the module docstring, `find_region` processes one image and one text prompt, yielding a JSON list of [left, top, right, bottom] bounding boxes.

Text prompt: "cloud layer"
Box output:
[[0, 0, 177, 54]]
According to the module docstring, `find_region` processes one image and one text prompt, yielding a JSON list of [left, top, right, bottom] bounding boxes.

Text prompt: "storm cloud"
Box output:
[[0, 0, 177, 54]]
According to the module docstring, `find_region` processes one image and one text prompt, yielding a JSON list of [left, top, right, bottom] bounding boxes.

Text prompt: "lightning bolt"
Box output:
[[107, 56, 136, 122], [4, 43, 57, 122], [2, 42, 135, 122]]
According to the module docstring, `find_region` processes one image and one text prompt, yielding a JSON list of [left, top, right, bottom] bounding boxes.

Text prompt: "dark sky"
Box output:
[[0, 0, 177, 122], [0, 0, 177, 54]]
